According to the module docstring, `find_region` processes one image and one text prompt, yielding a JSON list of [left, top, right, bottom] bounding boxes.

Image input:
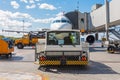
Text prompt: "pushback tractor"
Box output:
[[35, 30, 89, 66]]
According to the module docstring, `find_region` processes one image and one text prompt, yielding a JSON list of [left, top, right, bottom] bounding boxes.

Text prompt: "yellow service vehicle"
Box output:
[[2, 29, 45, 49], [15, 31, 45, 49], [0, 38, 14, 58]]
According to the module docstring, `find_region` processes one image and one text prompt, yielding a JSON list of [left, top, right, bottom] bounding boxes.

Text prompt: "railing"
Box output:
[[109, 29, 120, 39]]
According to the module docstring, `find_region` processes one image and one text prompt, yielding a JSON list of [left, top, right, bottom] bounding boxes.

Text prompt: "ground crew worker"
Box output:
[[64, 33, 72, 45], [70, 33, 76, 44], [64, 33, 75, 45]]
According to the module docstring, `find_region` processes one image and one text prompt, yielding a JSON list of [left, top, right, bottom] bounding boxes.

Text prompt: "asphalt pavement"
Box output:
[[0, 46, 120, 80]]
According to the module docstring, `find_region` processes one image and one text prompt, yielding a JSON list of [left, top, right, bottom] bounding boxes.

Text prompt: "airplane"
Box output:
[[50, 13, 95, 44]]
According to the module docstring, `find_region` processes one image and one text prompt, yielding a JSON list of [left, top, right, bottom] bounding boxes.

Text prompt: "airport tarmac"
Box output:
[[0, 46, 120, 80]]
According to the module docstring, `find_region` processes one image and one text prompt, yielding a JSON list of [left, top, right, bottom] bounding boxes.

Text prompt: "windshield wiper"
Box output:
[[59, 44, 63, 47]]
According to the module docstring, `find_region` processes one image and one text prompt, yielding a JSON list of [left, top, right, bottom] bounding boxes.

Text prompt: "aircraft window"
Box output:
[[53, 20, 61, 23], [52, 21, 56, 23], [61, 20, 67, 23], [52, 20, 71, 24], [56, 20, 61, 22], [67, 21, 71, 24], [61, 20, 71, 24]]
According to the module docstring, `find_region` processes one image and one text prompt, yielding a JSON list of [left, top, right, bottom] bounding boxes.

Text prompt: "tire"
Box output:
[[17, 43, 24, 49], [101, 45, 104, 48], [6, 54, 9, 58], [9, 53, 12, 58], [107, 46, 115, 53]]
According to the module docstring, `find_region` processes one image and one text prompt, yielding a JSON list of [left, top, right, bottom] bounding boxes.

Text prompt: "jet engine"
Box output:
[[86, 35, 95, 44]]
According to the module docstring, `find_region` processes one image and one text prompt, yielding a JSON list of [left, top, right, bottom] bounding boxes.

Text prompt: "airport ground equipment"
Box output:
[[2, 29, 45, 49], [0, 38, 14, 58], [107, 40, 120, 53], [109, 29, 120, 39], [15, 31, 45, 49], [35, 30, 89, 66]]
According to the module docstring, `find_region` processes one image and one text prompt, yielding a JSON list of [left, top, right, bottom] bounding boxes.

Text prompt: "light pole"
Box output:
[[23, 20, 24, 35], [105, 0, 109, 41]]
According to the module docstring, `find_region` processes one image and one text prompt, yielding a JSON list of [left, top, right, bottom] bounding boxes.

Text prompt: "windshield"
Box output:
[[47, 31, 80, 45], [52, 20, 71, 24]]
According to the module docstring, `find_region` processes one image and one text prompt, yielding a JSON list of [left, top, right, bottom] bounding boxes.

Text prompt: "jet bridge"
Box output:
[[90, 0, 120, 32]]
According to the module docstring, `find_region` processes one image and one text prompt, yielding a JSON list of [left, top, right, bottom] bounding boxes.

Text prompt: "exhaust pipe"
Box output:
[[86, 35, 95, 44]]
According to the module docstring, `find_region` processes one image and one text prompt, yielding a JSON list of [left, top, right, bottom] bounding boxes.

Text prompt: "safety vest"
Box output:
[[70, 35, 74, 43]]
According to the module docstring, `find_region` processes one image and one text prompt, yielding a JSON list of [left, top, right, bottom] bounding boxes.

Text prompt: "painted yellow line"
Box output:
[[37, 73, 49, 80], [34, 61, 39, 65], [0, 72, 48, 80], [0, 77, 8, 80]]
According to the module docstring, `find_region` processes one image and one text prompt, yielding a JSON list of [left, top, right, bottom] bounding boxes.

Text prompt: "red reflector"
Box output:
[[81, 56, 87, 61], [40, 56, 46, 61]]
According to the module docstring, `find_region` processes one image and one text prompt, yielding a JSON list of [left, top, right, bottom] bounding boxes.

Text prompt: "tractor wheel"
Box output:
[[17, 43, 24, 49], [6, 54, 9, 58]]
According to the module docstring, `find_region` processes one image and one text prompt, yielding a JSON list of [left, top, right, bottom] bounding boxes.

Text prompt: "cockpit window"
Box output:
[[52, 20, 71, 24], [61, 20, 71, 23], [52, 20, 60, 23], [61, 20, 67, 22], [47, 31, 80, 45]]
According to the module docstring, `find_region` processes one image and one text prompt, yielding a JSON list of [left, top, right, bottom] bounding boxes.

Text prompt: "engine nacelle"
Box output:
[[86, 35, 95, 44]]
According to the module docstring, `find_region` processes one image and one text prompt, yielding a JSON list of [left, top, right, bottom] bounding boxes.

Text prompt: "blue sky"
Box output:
[[0, 0, 111, 37]]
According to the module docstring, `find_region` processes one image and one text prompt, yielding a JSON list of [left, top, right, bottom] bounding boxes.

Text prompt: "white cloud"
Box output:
[[56, 12, 65, 16], [58, 6, 62, 9], [26, 4, 36, 9], [12, 12, 32, 19], [0, 10, 32, 30], [35, 0, 40, 1], [11, 1, 20, 9], [32, 18, 54, 23], [39, 3, 57, 10], [0, 10, 53, 30], [20, 0, 28, 3], [0, 9, 54, 37], [37, 3, 41, 6], [29, 0, 35, 3], [0, 10, 32, 19]]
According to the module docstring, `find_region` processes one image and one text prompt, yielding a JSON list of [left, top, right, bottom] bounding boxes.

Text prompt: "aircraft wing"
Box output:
[[2, 29, 29, 33]]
